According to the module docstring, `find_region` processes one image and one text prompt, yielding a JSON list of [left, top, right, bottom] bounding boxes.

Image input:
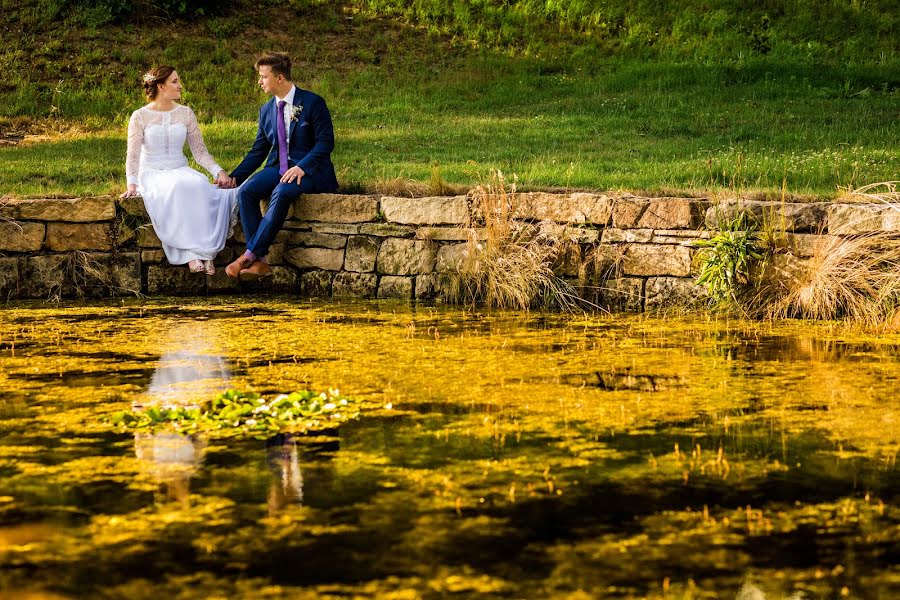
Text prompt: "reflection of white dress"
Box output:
[[135, 432, 206, 479], [126, 104, 239, 265], [133, 322, 229, 480], [135, 321, 233, 409]]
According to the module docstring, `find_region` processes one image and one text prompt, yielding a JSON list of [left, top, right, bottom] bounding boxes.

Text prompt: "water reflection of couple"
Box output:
[[134, 433, 303, 514], [121, 51, 337, 280], [135, 323, 302, 512]]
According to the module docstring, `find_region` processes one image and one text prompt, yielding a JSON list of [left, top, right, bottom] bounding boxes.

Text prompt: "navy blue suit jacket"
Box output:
[[231, 87, 338, 192]]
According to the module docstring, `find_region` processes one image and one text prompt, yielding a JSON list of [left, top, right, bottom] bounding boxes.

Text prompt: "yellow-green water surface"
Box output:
[[0, 298, 898, 599]]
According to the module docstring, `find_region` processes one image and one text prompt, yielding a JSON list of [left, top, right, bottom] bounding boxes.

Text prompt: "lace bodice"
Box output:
[[126, 104, 222, 185]]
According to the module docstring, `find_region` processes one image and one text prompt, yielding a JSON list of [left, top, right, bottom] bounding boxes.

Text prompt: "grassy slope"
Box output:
[[0, 1, 897, 198]]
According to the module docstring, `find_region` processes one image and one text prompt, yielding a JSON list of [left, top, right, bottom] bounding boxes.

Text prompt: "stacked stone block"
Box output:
[[2, 192, 893, 310], [0, 196, 140, 299]]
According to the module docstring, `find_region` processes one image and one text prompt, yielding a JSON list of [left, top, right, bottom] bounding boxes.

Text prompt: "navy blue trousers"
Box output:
[[238, 167, 318, 257]]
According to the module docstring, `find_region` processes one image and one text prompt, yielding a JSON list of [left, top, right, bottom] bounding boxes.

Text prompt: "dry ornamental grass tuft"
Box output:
[[766, 232, 900, 325], [837, 181, 900, 206], [446, 171, 589, 311]]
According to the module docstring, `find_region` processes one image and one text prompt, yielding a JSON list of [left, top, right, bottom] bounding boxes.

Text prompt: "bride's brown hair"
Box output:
[[143, 66, 176, 100]]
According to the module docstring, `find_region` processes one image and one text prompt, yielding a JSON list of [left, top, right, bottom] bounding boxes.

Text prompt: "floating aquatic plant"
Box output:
[[105, 389, 359, 438]]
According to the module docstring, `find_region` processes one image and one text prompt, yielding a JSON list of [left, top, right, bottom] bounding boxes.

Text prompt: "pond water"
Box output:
[[0, 298, 897, 599]]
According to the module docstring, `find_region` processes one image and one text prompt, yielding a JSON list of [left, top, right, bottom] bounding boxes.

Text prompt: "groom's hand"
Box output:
[[280, 166, 305, 185], [216, 171, 236, 189]]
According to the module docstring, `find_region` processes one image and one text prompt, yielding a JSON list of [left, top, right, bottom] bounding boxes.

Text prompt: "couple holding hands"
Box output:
[[121, 51, 337, 279]]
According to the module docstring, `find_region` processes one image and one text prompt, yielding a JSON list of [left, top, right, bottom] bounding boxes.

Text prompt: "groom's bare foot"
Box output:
[[226, 256, 254, 278], [239, 261, 273, 280]]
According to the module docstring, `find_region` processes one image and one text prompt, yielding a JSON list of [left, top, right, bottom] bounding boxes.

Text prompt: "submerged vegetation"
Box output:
[[0, 299, 898, 597]]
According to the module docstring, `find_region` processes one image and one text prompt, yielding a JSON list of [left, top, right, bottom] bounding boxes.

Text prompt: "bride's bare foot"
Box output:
[[203, 260, 215, 276], [188, 259, 205, 273]]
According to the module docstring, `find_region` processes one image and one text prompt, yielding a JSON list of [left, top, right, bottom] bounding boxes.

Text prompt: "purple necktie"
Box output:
[[276, 100, 289, 175]]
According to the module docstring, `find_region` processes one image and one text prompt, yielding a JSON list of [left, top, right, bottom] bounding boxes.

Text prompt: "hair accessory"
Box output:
[[142, 72, 156, 84]]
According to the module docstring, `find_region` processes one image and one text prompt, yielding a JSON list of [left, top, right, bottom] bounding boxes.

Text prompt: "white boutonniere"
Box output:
[[290, 105, 303, 122]]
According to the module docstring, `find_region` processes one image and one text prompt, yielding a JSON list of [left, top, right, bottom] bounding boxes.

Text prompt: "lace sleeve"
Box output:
[[184, 107, 223, 177], [125, 110, 143, 185]]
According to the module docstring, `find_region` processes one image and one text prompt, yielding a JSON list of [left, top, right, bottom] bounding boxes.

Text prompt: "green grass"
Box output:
[[1, 2, 897, 198], [352, 0, 899, 61]]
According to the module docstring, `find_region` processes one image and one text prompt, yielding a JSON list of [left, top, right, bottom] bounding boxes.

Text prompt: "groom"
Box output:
[[226, 51, 339, 279]]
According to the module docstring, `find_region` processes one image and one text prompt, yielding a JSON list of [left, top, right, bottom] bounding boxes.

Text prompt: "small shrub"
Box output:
[[33, 0, 234, 26], [428, 167, 462, 196]]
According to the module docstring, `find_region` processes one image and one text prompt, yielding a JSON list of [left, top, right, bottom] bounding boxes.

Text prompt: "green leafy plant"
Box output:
[[694, 211, 766, 308], [106, 388, 359, 438]]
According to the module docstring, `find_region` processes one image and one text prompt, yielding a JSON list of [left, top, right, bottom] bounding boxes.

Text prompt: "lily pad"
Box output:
[[104, 388, 359, 438]]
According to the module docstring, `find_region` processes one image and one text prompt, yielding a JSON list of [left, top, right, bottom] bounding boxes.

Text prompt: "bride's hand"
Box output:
[[120, 184, 139, 198], [216, 171, 236, 189]]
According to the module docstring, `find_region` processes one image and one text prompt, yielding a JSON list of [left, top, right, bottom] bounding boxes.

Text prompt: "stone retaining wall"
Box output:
[[1, 193, 895, 310]]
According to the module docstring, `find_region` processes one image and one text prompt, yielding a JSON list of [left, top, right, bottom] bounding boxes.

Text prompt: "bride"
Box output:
[[121, 65, 238, 275]]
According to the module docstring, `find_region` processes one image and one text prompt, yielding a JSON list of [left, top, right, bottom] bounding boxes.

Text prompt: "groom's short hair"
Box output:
[[256, 52, 292, 81]]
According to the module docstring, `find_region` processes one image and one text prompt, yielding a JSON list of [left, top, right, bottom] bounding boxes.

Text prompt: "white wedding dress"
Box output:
[[126, 104, 239, 265]]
